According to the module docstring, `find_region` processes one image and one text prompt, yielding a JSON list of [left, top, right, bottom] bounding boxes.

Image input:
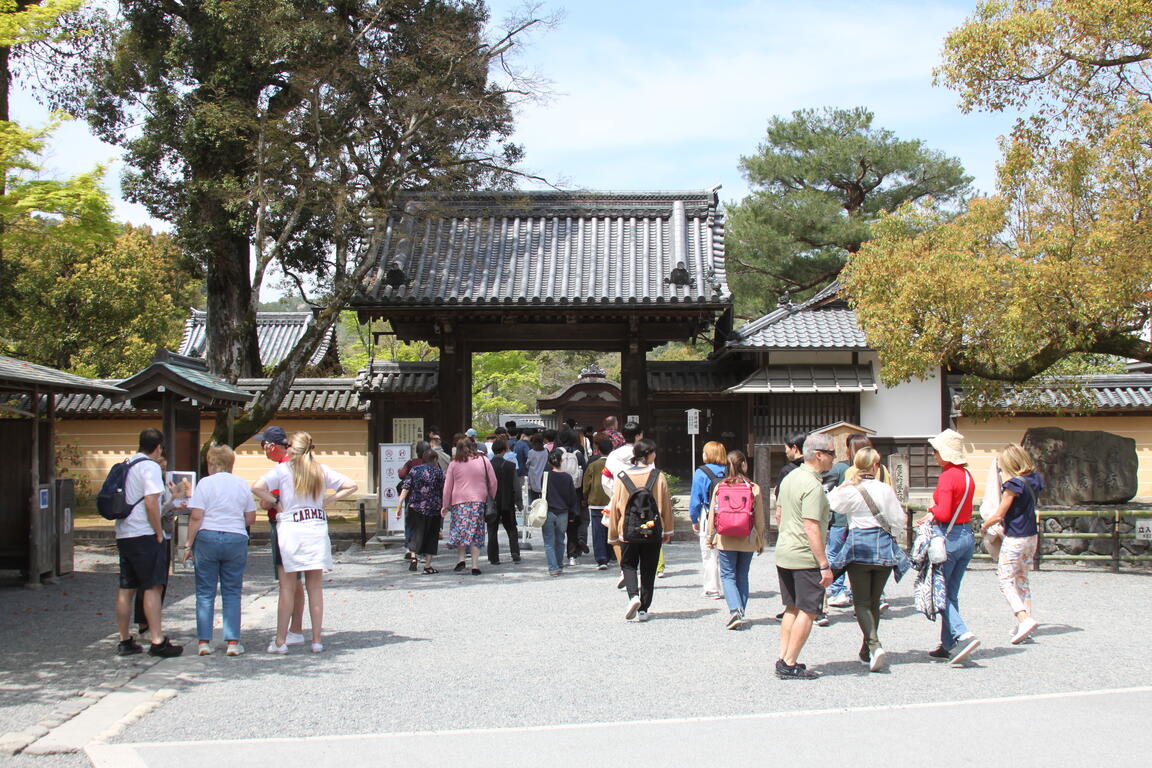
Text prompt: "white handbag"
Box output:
[[928, 471, 971, 564], [527, 471, 550, 527]]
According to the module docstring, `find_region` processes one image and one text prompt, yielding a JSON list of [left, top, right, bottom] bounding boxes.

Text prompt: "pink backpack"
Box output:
[[714, 481, 755, 537]]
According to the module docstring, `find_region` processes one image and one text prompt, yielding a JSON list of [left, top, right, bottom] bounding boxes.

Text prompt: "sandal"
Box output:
[[471, 568, 482, 575], [453, 560, 466, 572], [422, 566, 439, 574], [408, 560, 417, 571]]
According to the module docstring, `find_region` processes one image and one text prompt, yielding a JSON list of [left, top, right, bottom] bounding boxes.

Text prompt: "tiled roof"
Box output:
[[952, 374, 1152, 412], [647, 362, 747, 393], [238, 379, 365, 414], [179, 310, 337, 368], [727, 364, 877, 394], [727, 281, 868, 350], [0, 355, 126, 396], [355, 361, 439, 395], [360, 190, 731, 308], [52, 378, 364, 416]]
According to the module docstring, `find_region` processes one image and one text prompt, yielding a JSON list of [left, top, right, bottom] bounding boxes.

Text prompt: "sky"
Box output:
[[11, 0, 1020, 240]]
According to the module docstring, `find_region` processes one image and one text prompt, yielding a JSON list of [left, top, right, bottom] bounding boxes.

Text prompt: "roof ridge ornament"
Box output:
[[777, 290, 796, 312]]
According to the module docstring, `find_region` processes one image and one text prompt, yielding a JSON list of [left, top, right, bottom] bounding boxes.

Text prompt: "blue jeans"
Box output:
[[541, 511, 568, 573], [826, 526, 851, 598], [937, 524, 975, 649], [588, 507, 609, 565], [193, 530, 248, 642], [717, 550, 753, 614]]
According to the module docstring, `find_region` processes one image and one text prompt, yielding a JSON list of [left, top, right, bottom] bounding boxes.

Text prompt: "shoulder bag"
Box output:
[[527, 471, 550, 527], [928, 470, 971, 565], [854, 484, 893, 537]]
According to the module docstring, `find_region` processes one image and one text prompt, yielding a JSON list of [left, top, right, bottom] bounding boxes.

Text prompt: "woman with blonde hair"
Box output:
[[253, 432, 358, 654], [690, 440, 727, 599], [705, 450, 764, 629], [827, 447, 909, 671], [184, 444, 257, 656], [980, 444, 1043, 644]]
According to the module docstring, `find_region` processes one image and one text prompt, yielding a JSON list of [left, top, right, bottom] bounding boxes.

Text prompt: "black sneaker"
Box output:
[[148, 637, 184, 658], [117, 637, 143, 656], [928, 645, 951, 660], [815, 613, 830, 627], [776, 660, 819, 680], [726, 611, 743, 630]]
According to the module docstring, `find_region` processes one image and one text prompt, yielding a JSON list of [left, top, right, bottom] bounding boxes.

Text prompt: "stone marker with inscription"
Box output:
[[1022, 427, 1137, 506]]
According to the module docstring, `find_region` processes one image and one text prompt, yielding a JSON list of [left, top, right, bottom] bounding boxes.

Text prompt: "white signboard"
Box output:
[[378, 443, 412, 533], [392, 417, 424, 446], [1136, 519, 1152, 542], [686, 408, 700, 436]]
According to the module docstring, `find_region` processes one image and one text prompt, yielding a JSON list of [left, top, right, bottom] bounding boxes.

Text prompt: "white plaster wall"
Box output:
[[859, 351, 942, 437]]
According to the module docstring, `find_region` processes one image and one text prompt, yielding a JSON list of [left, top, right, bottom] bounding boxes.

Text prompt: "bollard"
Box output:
[[359, 500, 367, 547], [1112, 510, 1121, 573]]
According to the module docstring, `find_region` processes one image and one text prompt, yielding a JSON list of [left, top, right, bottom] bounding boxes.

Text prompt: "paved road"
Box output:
[[3, 537, 1152, 766]]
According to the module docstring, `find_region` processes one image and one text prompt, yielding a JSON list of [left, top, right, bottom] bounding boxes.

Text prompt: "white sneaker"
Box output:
[[869, 647, 888, 672], [827, 594, 853, 608], [285, 631, 306, 646], [625, 595, 641, 620], [197, 642, 213, 656], [311, 642, 324, 653], [616, 572, 626, 589], [568, 557, 576, 567], [225, 643, 245, 657], [637, 611, 650, 622], [950, 635, 981, 665], [266, 641, 288, 655], [878, 601, 890, 613], [1010, 617, 1038, 645]]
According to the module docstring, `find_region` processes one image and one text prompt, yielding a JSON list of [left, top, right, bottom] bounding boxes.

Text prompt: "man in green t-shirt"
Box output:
[[774, 432, 836, 680]]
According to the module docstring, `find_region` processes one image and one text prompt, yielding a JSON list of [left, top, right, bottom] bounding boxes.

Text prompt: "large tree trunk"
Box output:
[[204, 236, 260, 379]]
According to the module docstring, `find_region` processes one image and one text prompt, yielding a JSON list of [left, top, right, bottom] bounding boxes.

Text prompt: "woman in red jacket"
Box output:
[[926, 429, 979, 665]]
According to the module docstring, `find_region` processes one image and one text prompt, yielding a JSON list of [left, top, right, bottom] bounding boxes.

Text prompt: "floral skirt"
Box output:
[[445, 502, 486, 548]]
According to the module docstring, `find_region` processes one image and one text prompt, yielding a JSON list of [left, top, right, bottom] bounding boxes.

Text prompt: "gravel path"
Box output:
[[3, 538, 1151, 765], [114, 538, 1152, 743]]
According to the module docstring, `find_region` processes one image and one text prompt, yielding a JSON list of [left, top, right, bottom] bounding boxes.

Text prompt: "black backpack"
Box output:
[[96, 456, 150, 520], [619, 470, 661, 543], [699, 465, 724, 505]]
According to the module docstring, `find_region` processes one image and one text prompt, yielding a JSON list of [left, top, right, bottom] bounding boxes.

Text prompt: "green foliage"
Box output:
[[726, 107, 970, 317], [3, 221, 200, 376], [338, 313, 437, 375], [0, 0, 84, 47], [846, 0, 1152, 399], [472, 350, 540, 430]]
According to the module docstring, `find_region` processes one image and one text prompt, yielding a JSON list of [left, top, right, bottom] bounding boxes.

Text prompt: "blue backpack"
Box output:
[[96, 457, 150, 520]]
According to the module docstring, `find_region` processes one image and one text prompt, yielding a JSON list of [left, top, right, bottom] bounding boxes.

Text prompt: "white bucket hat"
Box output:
[[928, 428, 968, 465]]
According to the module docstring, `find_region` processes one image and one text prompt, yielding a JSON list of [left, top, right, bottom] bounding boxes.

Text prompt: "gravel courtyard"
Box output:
[[2, 539, 1150, 766]]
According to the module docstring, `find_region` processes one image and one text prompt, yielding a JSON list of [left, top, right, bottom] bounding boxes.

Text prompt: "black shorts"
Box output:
[[117, 535, 169, 590], [777, 566, 824, 615]]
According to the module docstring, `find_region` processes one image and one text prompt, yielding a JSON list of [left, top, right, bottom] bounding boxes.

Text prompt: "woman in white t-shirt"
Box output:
[[253, 432, 357, 654], [184, 444, 257, 657]]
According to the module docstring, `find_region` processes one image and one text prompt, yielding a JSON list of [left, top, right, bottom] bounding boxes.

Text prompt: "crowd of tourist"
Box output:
[[109, 419, 1044, 678]]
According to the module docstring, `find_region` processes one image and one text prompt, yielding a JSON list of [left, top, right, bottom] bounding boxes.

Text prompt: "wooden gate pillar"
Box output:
[[619, 320, 648, 429]]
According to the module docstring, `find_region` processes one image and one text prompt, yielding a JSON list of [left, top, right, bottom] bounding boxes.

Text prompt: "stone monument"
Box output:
[[1022, 427, 1137, 506]]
